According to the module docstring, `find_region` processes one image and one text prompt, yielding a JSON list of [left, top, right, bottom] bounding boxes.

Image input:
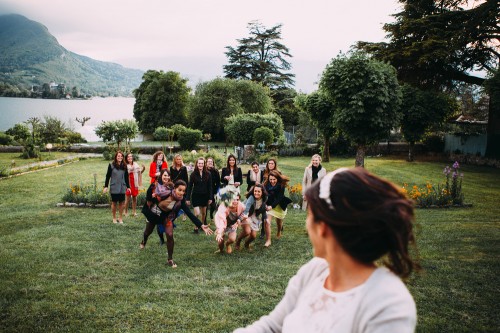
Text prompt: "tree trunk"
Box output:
[[355, 145, 365, 167], [323, 136, 330, 162], [408, 141, 415, 162], [485, 83, 500, 158]]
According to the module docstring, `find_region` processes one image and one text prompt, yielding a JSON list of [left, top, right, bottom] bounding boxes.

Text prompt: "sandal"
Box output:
[[167, 259, 177, 268]]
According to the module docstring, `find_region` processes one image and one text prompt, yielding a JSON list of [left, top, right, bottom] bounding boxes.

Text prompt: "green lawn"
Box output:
[[0, 156, 498, 332]]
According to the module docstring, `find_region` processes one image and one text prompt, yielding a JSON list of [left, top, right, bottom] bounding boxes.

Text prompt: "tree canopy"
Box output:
[[223, 21, 295, 90], [320, 52, 402, 167], [133, 70, 190, 134], [400, 84, 457, 161], [356, 0, 499, 90], [296, 91, 337, 162], [189, 78, 273, 140]]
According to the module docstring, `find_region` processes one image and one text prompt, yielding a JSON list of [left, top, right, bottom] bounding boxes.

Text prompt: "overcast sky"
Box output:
[[0, 0, 401, 92]]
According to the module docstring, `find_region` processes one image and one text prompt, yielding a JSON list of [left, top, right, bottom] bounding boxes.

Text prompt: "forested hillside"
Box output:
[[0, 14, 144, 97]]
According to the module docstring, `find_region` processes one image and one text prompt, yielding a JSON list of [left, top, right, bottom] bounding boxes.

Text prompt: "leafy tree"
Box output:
[[40, 116, 67, 144], [296, 91, 337, 162], [224, 21, 295, 90], [95, 119, 138, 149], [189, 78, 273, 140], [225, 113, 284, 146], [400, 85, 457, 161], [356, 0, 499, 157], [5, 123, 30, 142], [71, 86, 79, 98], [320, 52, 402, 167], [273, 88, 301, 128], [24, 117, 41, 144], [253, 126, 274, 147], [133, 70, 190, 134]]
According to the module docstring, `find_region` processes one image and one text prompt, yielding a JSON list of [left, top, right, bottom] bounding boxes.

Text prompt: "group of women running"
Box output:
[[103, 150, 321, 267]]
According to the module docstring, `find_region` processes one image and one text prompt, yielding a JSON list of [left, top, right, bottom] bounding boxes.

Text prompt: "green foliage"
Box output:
[[95, 119, 139, 150], [177, 128, 202, 151], [225, 113, 284, 146], [133, 70, 191, 134], [253, 126, 274, 147], [0, 132, 13, 145], [189, 78, 273, 140], [272, 88, 301, 128], [5, 123, 30, 142], [400, 85, 457, 144], [153, 126, 169, 141], [320, 52, 402, 166], [224, 21, 295, 90], [356, 0, 497, 89], [64, 130, 86, 144], [62, 183, 109, 205], [39, 115, 67, 144], [298, 91, 337, 161], [257, 151, 278, 164]]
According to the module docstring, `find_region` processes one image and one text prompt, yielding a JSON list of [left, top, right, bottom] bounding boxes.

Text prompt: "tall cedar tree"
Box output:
[[356, 0, 500, 157], [224, 21, 295, 90]]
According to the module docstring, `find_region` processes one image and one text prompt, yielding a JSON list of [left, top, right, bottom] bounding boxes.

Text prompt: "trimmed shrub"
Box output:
[[178, 128, 202, 151], [253, 126, 274, 147]]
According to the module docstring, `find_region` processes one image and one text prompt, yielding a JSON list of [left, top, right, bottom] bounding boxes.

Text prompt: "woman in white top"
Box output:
[[234, 167, 419, 333], [301, 154, 326, 211]]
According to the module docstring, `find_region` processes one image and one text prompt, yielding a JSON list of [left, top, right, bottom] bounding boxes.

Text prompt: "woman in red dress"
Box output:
[[124, 152, 144, 217]]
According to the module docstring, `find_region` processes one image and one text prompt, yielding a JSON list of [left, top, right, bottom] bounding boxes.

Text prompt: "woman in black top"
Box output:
[[221, 154, 243, 192], [186, 157, 213, 232], [169, 153, 188, 183], [246, 161, 264, 192], [206, 157, 220, 221]]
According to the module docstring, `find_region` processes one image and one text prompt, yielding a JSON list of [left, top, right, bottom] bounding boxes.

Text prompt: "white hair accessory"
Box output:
[[318, 168, 349, 210]]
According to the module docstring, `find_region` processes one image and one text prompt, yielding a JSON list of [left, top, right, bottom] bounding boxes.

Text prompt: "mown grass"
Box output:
[[0, 156, 498, 332]]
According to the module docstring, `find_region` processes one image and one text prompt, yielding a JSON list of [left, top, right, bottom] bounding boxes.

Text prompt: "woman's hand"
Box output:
[[216, 232, 224, 242], [186, 200, 191, 206], [201, 225, 213, 235], [208, 199, 212, 205], [103, 187, 108, 194], [234, 182, 240, 187]]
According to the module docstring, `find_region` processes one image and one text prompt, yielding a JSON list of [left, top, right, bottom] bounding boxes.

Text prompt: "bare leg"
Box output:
[[226, 231, 237, 254], [276, 218, 283, 239], [245, 230, 257, 249], [118, 201, 125, 223], [235, 223, 250, 250], [132, 196, 137, 216], [141, 222, 156, 248], [124, 195, 130, 216], [165, 221, 174, 260], [264, 216, 272, 247], [200, 206, 208, 225], [111, 202, 117, 222]]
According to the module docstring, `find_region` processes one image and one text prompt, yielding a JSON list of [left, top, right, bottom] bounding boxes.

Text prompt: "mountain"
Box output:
[[0, 14, 144, 96]]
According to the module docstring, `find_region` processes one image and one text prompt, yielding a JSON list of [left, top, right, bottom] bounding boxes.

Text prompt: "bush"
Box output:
[[253, 127, 274, 147], [65, 131, 87, 144], [153, 126, 169, 141], [225, 113, 285, 145], [0, 132, 13, 145], [178, 128, 202, 151], [62, 183, 109, 205]]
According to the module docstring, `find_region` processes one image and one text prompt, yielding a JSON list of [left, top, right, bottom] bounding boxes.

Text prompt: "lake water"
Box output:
[[0, 97, 135, 141]]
